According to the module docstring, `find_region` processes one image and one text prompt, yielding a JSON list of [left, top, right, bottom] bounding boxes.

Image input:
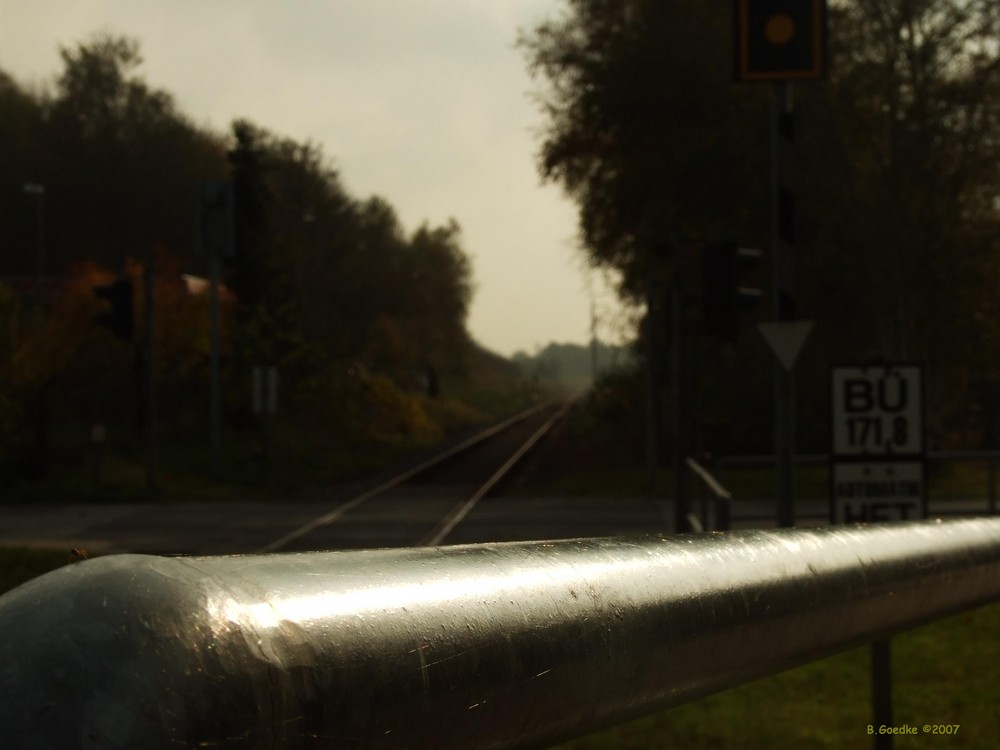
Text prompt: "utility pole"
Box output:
[[589, 298, 598, 384], [23, 183, 48, 475]]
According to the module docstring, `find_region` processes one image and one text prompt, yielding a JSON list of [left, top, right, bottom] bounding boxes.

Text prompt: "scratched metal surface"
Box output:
[[2, 517, 1000, 749]]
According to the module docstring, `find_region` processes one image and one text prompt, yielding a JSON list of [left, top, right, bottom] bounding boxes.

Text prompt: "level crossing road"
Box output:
[[0, 496, 990, 557], [0, 497, 670, 556], [1, 394, 992, 556]]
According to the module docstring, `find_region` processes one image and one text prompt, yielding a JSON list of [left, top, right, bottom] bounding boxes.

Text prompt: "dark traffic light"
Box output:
[[702, 241, 763, 342], [94, 278, 134, 342], [200, 180, 234, 259], [735, 0, 827, 81]]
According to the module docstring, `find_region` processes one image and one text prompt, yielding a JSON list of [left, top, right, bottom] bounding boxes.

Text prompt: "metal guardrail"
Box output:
[[2, 518, 1000, 749]]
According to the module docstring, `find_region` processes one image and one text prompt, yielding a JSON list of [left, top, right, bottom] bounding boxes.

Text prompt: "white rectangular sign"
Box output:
[[831, 365, 923, 458], [832, 462, 925, 523]]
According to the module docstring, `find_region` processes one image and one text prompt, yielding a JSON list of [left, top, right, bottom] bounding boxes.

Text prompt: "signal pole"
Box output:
[[669, 239, 689, 533], [771, 81, 796, 528], [22, 183, 45, 295], [200, 180, 234, 481], [644, 267, 659, 497], [735, 0, 826, 527]]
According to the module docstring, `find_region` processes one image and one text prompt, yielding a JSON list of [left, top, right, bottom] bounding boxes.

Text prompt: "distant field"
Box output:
[[529, 445, 1000, 509]]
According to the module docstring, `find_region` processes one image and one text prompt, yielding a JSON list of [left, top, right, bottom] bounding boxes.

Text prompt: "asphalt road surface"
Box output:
[[1, 494, 989, 557], [0, 496, 676, 556]]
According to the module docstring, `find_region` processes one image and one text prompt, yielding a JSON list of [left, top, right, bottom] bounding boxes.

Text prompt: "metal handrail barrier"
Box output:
[[2, 518, 1000, 748]]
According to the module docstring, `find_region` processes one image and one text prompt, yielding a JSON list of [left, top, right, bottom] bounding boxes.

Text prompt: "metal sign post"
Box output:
[[831, 362, 926, 750]]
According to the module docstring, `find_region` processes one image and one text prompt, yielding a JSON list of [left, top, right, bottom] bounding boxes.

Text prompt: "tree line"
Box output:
[[521, 0, 1000, 455], [0, 33, 494, 486], [511, 341, 633, 384]]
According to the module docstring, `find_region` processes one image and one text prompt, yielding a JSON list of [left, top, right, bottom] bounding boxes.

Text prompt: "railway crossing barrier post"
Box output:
[[686, 455, 732, 531]]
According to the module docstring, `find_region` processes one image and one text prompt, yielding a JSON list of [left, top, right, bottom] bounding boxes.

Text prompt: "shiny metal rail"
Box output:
[[259, 400, 566, 553], [2, 518, 1000, 749]]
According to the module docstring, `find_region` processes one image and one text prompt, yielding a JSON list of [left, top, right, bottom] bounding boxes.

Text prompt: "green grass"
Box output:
[[549, 602, 1000, 749], [530, 437, 1000, 508], [526, 387, 1000, 508], [927, 459, 1000, 502]]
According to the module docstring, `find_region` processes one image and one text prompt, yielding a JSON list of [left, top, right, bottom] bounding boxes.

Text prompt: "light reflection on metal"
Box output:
[[2, 518, 1000, 749]]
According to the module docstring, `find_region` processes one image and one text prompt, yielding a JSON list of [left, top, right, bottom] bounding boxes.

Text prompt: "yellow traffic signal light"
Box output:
[[735, 0, 826, 81]]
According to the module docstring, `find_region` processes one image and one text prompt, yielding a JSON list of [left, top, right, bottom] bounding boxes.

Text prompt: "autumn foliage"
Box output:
[[0, 33, 517, 493]]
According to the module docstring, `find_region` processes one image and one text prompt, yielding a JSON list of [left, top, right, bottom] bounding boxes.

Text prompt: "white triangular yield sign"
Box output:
[[758, 320, 814, 371]]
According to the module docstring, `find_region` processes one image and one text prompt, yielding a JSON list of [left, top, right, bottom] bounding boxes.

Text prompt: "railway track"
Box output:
[[258, 400, 575, 553]]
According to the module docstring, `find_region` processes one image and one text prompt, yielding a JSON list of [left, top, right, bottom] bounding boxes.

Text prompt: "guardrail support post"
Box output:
[[872, 638, 893, 749]]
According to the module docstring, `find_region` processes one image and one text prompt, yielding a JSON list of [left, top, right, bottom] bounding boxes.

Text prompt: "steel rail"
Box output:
[[257, 400, 558, 553], [419, 399, 576, 547], [3, 517, 1000, 749]]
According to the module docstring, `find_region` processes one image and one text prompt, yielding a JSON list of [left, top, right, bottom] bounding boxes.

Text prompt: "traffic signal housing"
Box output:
[[702, 241, 763, 342], [94, 278, 134, 342], [735, 0, 827, 81], [200, 180, 234, 259]]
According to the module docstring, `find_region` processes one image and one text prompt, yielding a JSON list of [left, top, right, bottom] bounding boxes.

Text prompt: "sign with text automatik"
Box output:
[[830, 364, 926, 523]]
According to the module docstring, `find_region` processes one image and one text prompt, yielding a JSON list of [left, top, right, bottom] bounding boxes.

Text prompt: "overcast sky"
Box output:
[[0, 0, 628, 357]]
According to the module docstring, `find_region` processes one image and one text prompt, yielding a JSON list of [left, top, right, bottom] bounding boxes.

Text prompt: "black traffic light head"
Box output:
[[735, 0, 827, 81], [200, 180, 234, 259], [702, 241, 763, 342], [94, 278, 134, 342]]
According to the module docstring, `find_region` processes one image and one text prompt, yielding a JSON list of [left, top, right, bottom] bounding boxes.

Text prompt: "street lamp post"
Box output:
[[21, 183, 48, 474]]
